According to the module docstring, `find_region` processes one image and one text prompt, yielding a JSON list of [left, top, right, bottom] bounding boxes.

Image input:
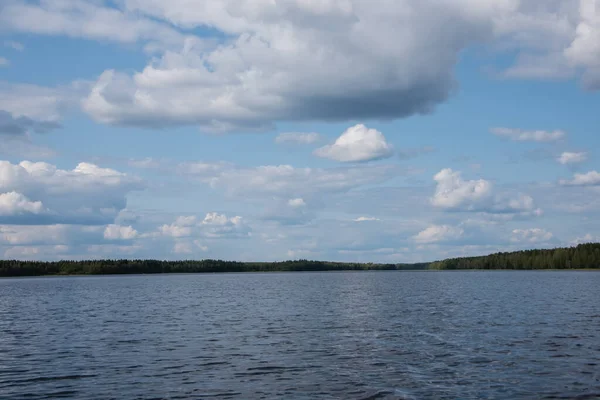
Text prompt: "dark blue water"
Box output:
[[0, 271, 599, 399]]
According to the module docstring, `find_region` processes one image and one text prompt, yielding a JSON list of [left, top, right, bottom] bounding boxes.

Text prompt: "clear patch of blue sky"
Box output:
[[0, 35, 148, 85]]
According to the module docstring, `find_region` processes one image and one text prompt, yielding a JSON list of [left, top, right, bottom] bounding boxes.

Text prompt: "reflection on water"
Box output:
[[1, 271, 599, 399]]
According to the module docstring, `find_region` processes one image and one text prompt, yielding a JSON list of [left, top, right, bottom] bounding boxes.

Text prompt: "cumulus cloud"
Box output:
[[159, 216, 197, 238], [564, 0, 600, 89], [201, 212, 250, 238], [414, 225, 465, 244], [558, 151, 588, 164], [275, 132, 321, 145], [0, 192, 45, 216], [314, 124, 393, 162], [0, 193, 45, 219], [560, 170, 600, 186], [511, 228, 554, 244], [431, 168, 541, 216], [78, 0, 523, 131], [493, 0, 600, 89], [0, 57, 8, 67], [491, 127, 566, 142], [103, 224, 138, 240], [0, 160, 143, 224], [431, 169, 493, 210], [159, 213, 250, 239], [0, 0, 597, 135]]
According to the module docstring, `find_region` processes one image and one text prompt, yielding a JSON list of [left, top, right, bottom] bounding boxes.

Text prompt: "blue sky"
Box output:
[[0, 0, 599, 262]]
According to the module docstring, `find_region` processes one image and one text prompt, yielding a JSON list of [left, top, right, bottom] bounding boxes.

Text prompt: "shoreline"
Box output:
[[1, 268, 599, 279]]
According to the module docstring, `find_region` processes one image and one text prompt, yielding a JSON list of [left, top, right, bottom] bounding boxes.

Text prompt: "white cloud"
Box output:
[[354, 217, 380, 222], [511, 228, 554, 244], [288, 198, 306, 208], [0, 192, 45, 216], [275, 132, 321, 145], [79, 0, 522, 131], [431, 168, 493, 210], [431, 168, 541, 216], [0, 0, 597, 136], [564, 0, 600, 89], [174, 215, 198, 226], [179, 161, 398, 198], [201, 213, 250, 238], [0, 81, 88, 124], [104, 224, 138, 240], [159, 223, 193, 238], [570, 233, 600, 245], [314, 124, 393, 162], [414, 225, 465, 244], [0, 57, 8, 67], [158, 213, 250, 240], [491, 127, 566, 142], [560, 170, 600, 186], [558, 151, 588, 165], [0, 1, 186, 49], [0, 160, 143, 224], [492, 0, 600, 89]]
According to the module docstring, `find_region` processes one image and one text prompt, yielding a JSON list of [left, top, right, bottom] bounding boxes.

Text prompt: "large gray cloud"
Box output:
[[0, 1, 597, 133], [79, 1, 515, 131]]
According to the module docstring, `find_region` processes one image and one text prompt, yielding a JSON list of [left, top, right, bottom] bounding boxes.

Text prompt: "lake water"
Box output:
[[0, 271, 599, 399]]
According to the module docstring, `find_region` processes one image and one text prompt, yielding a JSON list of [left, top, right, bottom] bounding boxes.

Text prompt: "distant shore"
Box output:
[[1, 243, 599, 277]]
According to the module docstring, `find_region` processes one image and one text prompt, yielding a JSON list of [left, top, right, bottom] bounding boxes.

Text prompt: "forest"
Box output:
[[0, 243, 598, 277], [429, 243, 600, 270], [0, 259, 428, 277]]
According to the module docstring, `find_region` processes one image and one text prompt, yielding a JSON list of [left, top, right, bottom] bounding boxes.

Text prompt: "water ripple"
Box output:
[[0, 271, 599, 399]]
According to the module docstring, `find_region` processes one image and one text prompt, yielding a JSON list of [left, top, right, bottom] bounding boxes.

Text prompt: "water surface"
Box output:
[[1, 271, 599, 399]]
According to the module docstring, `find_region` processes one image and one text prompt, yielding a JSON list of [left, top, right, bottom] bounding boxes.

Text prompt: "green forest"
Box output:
[[0, 243, 598, 277], [429, 243, 600, 270]]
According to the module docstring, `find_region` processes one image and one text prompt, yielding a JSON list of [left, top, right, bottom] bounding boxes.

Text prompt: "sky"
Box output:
[[0, 0, 599, 262]]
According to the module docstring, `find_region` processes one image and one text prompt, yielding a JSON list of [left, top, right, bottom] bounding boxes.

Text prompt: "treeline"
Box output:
[[429, 243, 600, 270], [0, 244, 598, 277], [0, 259, 429, 277]]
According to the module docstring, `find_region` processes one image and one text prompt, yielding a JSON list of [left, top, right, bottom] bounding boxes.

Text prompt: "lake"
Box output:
[[0, 271, 599, 399]]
